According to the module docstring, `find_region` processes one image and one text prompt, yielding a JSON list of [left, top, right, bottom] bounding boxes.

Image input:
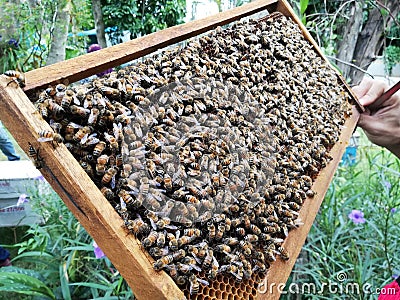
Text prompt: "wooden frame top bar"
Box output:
[[24, 0, 278, 93]]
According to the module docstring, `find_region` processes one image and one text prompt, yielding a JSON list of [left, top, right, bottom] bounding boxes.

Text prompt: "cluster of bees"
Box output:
[[29, 14, 352, 295]]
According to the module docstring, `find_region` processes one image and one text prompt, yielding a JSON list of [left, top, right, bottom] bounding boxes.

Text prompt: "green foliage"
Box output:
[[101, 0, 186, 41], [384, 45, 400, 74], [0, 180, 134, 299], [283, 136, 400, 299], [384, 13, 400, 74], [0, 0, 92, 71]]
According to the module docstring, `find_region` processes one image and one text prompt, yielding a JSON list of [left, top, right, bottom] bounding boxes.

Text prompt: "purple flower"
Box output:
[[93, 241, 106, 259], [348, 209, 366, 224], [88, 44, 102, 53], [8, 38, 19, 48], [383, 180, 391, 190], [34, 175, 45, 181], [17, 194, 29, 206], [391, 208, 397, 214]]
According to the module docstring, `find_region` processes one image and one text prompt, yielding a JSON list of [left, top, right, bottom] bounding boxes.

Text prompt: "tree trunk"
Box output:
[[91, 0, 107, 48], [337, 1, 400, 84], [46, 0, 72, 66], [336, 1, 364, 80]]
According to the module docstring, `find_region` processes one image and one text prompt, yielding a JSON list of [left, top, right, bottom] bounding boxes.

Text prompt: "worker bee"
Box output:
[[102, 167, 117, 186], [125, 217, 149, 236], [100, 186, 114, 200], [156, 231, 166, 247], [119, 189, 141, 208], [4, 70, 26, 88], [278, 246, 290, 260], [153, 255, 174, 270], [239, 240, 252, 257], [167, 232, 179, 251], [202, 249, 214, 269], [189, 274, 209, 295], [28, 142, 44, 169], [37, 130, 64, 145], [104, 132, 119, 150], [73, 126, 92, 143], [70, 105, 89, 117]]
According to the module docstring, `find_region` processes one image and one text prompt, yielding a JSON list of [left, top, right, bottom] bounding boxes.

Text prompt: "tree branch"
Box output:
[[326, 55, 375, 79]]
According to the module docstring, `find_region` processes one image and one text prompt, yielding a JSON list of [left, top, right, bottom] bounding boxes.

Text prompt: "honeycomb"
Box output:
[[183, 273, 265, 300]]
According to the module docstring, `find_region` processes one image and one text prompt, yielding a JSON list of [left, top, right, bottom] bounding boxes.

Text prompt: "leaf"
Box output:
[[59, 262, 71, 300], [0, 271, 55, 299], [300, 0, 309, 15]]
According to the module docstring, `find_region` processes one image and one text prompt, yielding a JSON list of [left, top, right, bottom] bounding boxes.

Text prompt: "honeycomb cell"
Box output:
[[212, 280, 220, 290], [209, 288, 216, 298]]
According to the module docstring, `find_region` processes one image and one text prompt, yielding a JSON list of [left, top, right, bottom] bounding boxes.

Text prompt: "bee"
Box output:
[[163, 174, 172, 191], [156, 231, 166, 247], [104, 132, 119, 150], [88, 108, 100, 125], [73, 126, 92, 143], [28, 142, 44, 169], [145, 210, 159, 230], [215, 244, 231, 253], [202, 249, 214, 269], [102, 167, 117, 186], [125, 217, 149, 236], [178, 235, 197, 247], [153, 255, 174, 270], [93, 141, 107, 156], [215, 223, 225, 240], [188, 274, 200, 295], [37, 130, 64, 145], [70, 105, 89, 117], [142, 231, 158, 248], [172, 249, 186, 261], [4, 70, 26, 88], [156, 217, 172, 230], [183, 228, 201, 237], [245, 234, 259, 243], [207, 222, 216, 240], [239, 240, 252, 257], [167, 232, 179, 251], [278, 246, 290, 260], [100, 187, 114, 200], [119, 189, 141, 208], [306, 189, 315, 198]]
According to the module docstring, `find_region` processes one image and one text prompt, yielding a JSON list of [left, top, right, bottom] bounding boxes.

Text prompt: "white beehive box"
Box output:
[[0, 161, 44, 227]]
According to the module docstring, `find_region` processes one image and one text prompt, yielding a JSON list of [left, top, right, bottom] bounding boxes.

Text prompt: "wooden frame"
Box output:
[[0, 0, 360, 299]]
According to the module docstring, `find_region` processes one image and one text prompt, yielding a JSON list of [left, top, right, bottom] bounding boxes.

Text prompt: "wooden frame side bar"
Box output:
[[24, 0, 278, 93], [0, 77, 185, 300]]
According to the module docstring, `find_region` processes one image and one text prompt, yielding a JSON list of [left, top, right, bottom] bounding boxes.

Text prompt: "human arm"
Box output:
[[353, 78, 400, 158]]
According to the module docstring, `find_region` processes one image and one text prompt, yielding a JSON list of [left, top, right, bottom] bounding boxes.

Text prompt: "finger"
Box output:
[[359, 80, 388, 107], [352, 77, 375, 99]]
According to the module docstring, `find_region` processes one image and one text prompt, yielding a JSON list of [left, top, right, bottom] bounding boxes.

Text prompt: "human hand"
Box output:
[[353, 77, 400, 157]]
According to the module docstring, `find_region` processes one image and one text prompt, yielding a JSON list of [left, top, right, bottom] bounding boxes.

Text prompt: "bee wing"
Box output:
[[191, 264, 202, 272], [37, 137, 53, 142], [120, 198, 127, 209], [212, 256, 219, 268], [80, 133, 90, 145], [69, 122, 82, 129], [196, 278, 209, 286], [73, 96, 80, 105], [111, 175, 116, 189], [149, 218, 157, 230]]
